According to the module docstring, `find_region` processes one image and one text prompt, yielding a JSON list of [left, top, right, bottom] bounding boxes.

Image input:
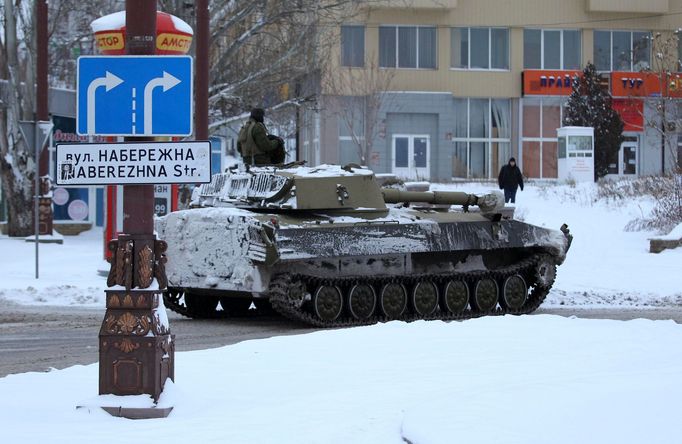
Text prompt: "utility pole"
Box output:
[[33, 0, 51, 279], [195, 0, 209, 141], [36, 0, 48, 123]]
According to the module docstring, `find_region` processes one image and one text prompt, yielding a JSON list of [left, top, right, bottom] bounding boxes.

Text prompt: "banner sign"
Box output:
[[55, 140, 211, 185], [612, 98, 644, 132]]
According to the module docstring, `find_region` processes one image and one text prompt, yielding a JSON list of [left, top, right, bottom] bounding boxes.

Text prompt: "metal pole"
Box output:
[[36, 0, 51, 236], [662, 105, 666, 175], [37, 0, 48, 121], [123, 0, 157, 234], [195, 0, 209, 141], [34, 0, 49, 278], [34, 119, 39, 278]]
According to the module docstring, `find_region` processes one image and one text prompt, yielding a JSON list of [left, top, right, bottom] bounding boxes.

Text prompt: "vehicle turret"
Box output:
[[194, 164, 504, 214]]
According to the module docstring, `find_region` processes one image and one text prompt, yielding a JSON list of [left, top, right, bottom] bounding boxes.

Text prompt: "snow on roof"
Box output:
[[90, 11, 193, 35], [90, 11, 125, 33], [170, 14, 193, 35]]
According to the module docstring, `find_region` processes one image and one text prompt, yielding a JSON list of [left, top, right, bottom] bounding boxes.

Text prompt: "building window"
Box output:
[[452, 98, 511, 178], [341, 25, 365, 67], [523, 29, 581, 70], [521, 97, 566, 178], [451, 27, 509, 70], [379, 26, 437, 69], [594, 30, 650, 71]]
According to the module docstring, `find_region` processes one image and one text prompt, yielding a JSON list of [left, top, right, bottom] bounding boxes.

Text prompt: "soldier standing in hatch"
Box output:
[[237, 108, 285, 165], [498, 157, 524, 204]]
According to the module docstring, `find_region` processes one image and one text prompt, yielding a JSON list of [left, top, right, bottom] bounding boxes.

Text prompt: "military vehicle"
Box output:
[[155, 164, 572, 327]]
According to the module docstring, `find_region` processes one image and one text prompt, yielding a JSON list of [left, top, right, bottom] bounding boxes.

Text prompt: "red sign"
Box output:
[[612, 98, 644, 132], [91, 11, 193, 56], [611, 71, 682, 98], [523, 70, 582, 96]]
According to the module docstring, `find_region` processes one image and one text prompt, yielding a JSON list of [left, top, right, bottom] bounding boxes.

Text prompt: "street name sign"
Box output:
[[55, 141, 211, 185], [77, 56, 193, 136]]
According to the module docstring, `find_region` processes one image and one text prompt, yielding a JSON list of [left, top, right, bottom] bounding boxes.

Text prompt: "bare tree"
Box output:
[[1, 0, 116, 236], [1, 0, 37, 236], [629, 32, 682, 230], [184, 0, 403, 132], [640, 32, 682, 174], [47, 0, 125, 87], [323, 57, 395, 166]]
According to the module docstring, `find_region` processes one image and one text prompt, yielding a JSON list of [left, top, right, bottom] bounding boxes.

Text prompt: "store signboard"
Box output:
[[611, 72, 682, 98], [522, 70, 582, 96]]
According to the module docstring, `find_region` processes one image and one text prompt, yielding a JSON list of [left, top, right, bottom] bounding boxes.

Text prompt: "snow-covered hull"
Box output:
[[157, 206, 570, 293]]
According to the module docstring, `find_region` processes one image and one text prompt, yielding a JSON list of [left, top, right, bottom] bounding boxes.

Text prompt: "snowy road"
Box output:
[[0, 302, 314, 377], [1, 302, 680, 377]]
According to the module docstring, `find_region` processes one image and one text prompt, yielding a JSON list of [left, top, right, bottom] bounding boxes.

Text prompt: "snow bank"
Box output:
[[654, 222, 682, 241], [0, 316, 680, 443]]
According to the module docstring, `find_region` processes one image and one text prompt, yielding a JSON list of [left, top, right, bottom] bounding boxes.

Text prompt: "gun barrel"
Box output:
[[381, 189, 504, 213]]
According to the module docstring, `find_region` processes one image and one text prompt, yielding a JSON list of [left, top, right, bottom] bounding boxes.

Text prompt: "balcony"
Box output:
[[586, 0, 668, 14], [364, 0, 456, 10]]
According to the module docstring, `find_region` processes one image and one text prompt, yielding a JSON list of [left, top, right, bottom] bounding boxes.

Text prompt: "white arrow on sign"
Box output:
[[143, 71, 181, 135], [87, 71, 124, 135]]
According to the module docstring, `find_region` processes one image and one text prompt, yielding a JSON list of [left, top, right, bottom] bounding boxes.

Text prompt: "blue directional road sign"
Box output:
[[77, 56, 193, 136]]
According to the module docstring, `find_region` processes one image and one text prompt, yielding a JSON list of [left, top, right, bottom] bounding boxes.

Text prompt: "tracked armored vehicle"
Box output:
[[155, 164, 572, 327]]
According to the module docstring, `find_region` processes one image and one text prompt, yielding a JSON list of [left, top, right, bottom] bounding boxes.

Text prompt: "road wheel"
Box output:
[[501, 275, 527, 310], [380, 283, 407, 319], [412, 281, 439, 316], [472, 278, 498, 312], [347, 284, 376, 320], [313, 285, 344, 321], [441, 280, 469, 314]]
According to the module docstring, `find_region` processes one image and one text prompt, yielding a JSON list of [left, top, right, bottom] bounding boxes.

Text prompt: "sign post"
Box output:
[[55, 141, 211, 186], [79, 1, 203, 419]]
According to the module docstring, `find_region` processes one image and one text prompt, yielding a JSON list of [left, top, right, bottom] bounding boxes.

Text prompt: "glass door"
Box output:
[[392, 135, 430, 180], [620, 141, 638, 175]]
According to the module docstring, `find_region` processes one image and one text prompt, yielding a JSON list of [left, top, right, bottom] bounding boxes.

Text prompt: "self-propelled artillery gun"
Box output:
[[155, 164, 572, 327]]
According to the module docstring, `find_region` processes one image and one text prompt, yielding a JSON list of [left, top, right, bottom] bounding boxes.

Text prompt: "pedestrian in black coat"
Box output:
[[498, 157, 524, 203]]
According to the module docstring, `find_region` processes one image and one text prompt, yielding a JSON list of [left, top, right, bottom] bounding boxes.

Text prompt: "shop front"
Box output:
[[610, 71, 682, 176], [610, 96, 643, 176], [520, 70, 581, 179]]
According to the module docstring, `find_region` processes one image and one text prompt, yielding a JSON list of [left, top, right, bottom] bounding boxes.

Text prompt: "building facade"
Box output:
[[308, 0, 682, 181]]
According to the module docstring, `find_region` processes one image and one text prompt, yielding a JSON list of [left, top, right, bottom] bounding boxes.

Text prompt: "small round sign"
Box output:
[[53, 187, 70, 206], [67, 199, 89, 221]]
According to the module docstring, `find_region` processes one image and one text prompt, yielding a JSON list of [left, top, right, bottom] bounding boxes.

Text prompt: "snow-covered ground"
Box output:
[[1, 181, 681, 442], [1, 316, 681, 443], [0, 227, 107, 306], [1, 180, 680, 308]]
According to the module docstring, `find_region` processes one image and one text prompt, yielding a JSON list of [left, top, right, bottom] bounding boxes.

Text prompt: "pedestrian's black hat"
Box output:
[[250, 108, 265, 122], [509, 157, 516, 162]]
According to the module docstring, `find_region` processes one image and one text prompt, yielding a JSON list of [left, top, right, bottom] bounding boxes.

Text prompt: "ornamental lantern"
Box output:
[[91, 11, 193, 56]]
